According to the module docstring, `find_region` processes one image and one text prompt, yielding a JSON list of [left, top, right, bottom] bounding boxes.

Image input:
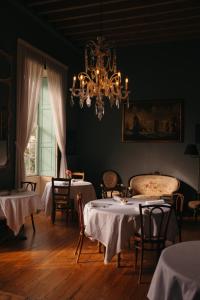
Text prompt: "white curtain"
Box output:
[[15, 40, 68, 186], [47, 61, 67, 178], [15, 43, 43, 187]]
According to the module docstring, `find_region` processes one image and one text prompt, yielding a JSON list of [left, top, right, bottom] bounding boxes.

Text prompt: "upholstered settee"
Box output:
[[128, 174, 180, 200]]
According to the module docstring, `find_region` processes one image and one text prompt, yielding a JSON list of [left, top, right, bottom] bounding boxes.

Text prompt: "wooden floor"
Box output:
[[0, 213, 200, 300]]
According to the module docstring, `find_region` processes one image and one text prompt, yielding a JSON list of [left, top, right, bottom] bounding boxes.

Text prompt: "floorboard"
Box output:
[[0, 213, 200, 300]]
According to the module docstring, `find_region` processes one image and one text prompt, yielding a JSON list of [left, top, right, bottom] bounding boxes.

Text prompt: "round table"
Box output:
[[0, 190, 41, 235], [41, 180, 96, 216], [84, 198, 178, 264], [147, 241, 200, 300]]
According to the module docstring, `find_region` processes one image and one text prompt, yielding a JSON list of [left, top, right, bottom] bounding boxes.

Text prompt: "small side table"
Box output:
[[188, 200, 200, 221]]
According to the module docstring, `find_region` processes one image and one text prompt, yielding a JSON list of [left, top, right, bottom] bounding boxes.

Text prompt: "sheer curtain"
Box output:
[[15, 42, 43, 187], [15, 40, 68, 186], [47, 61, 67, 178]]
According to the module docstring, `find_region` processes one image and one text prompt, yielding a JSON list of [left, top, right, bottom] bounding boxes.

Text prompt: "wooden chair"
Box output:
[[172, 193, 184, 242], [71, 172, 85, 181], [74, 192, 85, 263], [75, 192, 103, 262], [21, 181, 37, 232], [188, 200, 200, 222], [100, 169, 125, 198], [51, 177, 74, 224], [134, 203, 173, 283]]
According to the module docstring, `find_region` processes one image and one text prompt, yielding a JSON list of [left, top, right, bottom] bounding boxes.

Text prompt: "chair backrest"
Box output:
[[76, 192, 84, 233], [21, 181, 36, 192], [101, 170, 122, 189], [139, 204, 173, 242], [100, 169, 123, 198], [72, 172, 85, 180], [172, 193, 184, 221], [52, 177, 71, 203]]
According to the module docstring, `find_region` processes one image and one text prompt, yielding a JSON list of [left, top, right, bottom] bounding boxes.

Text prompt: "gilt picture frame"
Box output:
[[122, 99, 184, 142]]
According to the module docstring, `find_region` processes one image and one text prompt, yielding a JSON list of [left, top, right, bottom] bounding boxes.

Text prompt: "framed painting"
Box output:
[[122, 99, 184, 142]]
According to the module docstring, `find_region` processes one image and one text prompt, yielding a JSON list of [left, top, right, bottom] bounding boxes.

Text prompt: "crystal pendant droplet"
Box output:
[[116, 98, 119, 108], [79, 99, 84, 108], [86, 96, 91, 107], [70, 95, 74, 106]]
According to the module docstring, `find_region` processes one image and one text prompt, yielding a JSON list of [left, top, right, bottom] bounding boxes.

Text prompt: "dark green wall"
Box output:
[[74, 41, 200, 200]]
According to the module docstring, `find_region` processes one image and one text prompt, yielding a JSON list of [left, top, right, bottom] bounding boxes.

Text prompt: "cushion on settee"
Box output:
[[129, 174, 180, 198]]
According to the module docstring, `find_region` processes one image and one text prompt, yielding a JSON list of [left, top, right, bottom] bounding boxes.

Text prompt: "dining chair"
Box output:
[[75, 192, 103, 263], [51, 177, 74, 224], [21, 181, 37, 232], [188, 200, 200, 222], [134, 203, 173, 283], [171, 193, 184, 242], [74, 192, 85, 262], [100, 169, 125, 198], [71, 171, 85, 181]]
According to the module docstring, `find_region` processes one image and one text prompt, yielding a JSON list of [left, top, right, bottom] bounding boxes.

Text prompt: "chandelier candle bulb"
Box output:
[[125, 78, 128, 90]]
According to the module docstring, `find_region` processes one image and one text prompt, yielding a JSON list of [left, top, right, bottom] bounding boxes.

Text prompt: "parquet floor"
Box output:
[[0, 213, 200, 300]]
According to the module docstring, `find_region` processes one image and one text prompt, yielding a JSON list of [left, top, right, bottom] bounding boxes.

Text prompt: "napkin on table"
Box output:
[[144, 199, 165, 205], [113, 195, 122, 202]]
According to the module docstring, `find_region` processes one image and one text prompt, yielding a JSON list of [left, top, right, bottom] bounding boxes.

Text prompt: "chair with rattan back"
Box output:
[[100, 169, 125, 198], [21, 181, 37, 232], [51, 177, 74, 224], [134, 203, 174, 283]]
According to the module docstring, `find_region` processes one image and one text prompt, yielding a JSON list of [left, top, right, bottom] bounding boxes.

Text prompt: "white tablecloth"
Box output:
[[0, 191, 42, 235], [84, 198, 178, 264], [41, 180, 96, 216], [147, 241, 200, 300]]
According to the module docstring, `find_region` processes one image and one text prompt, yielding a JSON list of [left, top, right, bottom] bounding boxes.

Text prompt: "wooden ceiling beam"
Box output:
[[15, 0, 200, 47], [72, 25, 200, 40], [46, 1, 195, 23], [28, 0, 185, 12], [60, 15, 200, 37], [57, 9, 200, 30]]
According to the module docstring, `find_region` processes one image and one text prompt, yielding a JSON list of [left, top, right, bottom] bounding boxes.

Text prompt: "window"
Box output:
[[25, 77, 57, 176]]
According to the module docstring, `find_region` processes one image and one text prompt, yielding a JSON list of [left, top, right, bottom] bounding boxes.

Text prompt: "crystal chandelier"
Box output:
[[70, 36, 130, 120]]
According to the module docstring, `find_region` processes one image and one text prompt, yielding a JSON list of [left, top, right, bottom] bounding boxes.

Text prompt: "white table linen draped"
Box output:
[[0, 190, 42, 235], [84, 198, 178, 264], [41, 180, 96, 215], [147, 241, 200, 300]]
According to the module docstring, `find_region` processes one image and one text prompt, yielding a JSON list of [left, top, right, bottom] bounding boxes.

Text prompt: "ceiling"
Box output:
[[16, 0, 200, 49]]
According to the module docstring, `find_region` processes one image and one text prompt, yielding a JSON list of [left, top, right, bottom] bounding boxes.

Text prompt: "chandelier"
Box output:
[[70, 36, 130, 120]]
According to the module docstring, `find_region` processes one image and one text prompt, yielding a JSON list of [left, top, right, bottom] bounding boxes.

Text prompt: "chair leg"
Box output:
[[31, 214, 35, 232], [98, 241, 102, 253], [178, 227, 182, 243], [134, 246, 138, 271], [75, 235, 82, 255], [138, 249, 144, 284], [194, 208, 198, 222], [76, 234, 84, 263]]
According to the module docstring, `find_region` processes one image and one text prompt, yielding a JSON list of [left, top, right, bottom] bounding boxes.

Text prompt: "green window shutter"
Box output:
[[38, 78, 56, 176]]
